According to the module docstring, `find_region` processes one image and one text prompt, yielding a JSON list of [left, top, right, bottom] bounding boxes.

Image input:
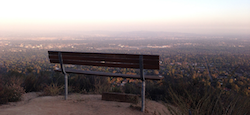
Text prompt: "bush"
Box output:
[[5, 83, 25, 102], [23, 73, 51, 92], [145, 80, 166, 101], [23, 74, 39, 92], [166, 85, 250, 115], [124, 83, 140, 94], [69, 75, 110, 94], [0, 77, 25, 104], [0, 84, 8, 104], [42, 83, 63, 96], [93, 76, 110, 93], [111, 86, 123, 93]]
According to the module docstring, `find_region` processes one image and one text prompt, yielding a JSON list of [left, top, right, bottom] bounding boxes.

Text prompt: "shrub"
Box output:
[[111, 86, 123, 93], [5, 83, 25, 102], [0, 76, 7, 104], [124, 83, 140, 94], [0, 77, 25, 104], [23, 73, 51, 92], [42, 83, 63, 96], [93, 76, 110, 94], [68, 75, 110, 94], [166, 86, 250, 115], [23, 74, 39, 92], [0, 84, 8, 104], [145, 80, 166, 101]]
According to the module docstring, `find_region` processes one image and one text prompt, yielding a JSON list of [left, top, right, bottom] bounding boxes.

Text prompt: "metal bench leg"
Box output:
[[141, 80, 145, 112], [58, 52, 68, 100], [140, 55, 145, 112], [64, 74, 68, 100]]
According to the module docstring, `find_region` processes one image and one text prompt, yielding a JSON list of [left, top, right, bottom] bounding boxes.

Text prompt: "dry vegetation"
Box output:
[[0, 72, 250, 115], [166, 86, 250, 115]]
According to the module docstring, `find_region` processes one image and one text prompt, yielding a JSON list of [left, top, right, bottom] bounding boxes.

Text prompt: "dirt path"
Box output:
[[0, 93, 170, 115]]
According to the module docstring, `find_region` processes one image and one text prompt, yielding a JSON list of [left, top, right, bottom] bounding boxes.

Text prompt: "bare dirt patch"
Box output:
[[0, 92, 170, 115]]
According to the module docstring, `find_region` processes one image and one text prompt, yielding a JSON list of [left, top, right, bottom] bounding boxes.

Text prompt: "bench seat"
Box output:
[[55, 68, 163, 80]]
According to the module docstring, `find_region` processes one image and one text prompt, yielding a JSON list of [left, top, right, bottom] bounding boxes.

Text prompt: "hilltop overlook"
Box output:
[[0, 32, 250, 114], [0, 92, 170, 115]]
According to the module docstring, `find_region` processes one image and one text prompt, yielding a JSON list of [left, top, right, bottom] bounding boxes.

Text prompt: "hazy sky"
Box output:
[[0, 0, 250, 35]]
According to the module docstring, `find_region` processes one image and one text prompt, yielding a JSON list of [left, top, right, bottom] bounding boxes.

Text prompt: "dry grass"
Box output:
[[0, 77, 25, 104], [42, 83, 63, 96], [165, 86, 250, 115]]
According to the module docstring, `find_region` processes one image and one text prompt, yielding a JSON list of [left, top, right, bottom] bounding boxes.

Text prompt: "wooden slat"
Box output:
[[48, 51, 159, 60], [49, 51, 139, 59], [48, 51, 159, 69], [49, 55, 159, 65], [55, 68, 163, 80], [50, 59, 159, 69]]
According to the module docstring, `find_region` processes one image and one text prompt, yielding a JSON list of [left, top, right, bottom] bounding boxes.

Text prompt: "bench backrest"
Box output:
[[48, 51, 159, 69]]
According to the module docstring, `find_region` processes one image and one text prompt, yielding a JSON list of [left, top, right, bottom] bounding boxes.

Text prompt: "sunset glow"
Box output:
[[0, 0, 250, 34]]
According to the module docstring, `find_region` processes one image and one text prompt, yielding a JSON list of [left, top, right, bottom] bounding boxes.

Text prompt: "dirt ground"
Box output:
[[0, 92, 171, 115]]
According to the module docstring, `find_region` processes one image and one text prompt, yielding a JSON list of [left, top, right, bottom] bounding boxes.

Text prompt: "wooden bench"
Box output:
[[48, 51, 162, 112]]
